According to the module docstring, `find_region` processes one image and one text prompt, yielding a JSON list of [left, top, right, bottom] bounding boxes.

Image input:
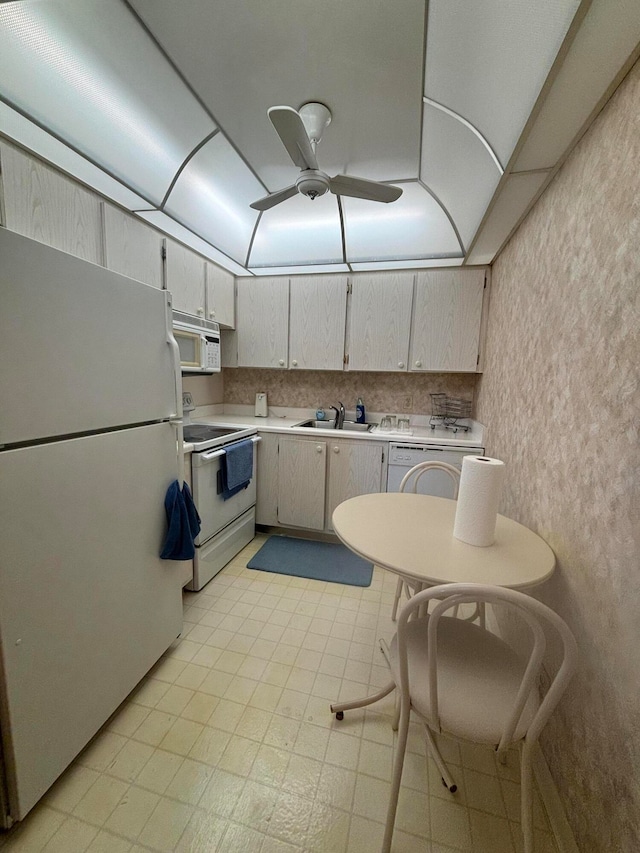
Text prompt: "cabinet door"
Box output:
[[236, 277, 289, 368], [103, 204, 163, 288], [327, 439, 386, 530], [410, 269, 485, 372], [326, 441, 385, 531], [277, 438, 326, 530], [256, 432, 279, 526], [0, 142, 102, 264], [205, 262, 235, 328], [348, 273, 414, 371], [289, 275, 347, 370], [165, 238, 206, 317]]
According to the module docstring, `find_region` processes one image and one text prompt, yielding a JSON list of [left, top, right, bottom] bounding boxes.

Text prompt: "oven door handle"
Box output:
[[197, 434, 261, 463]]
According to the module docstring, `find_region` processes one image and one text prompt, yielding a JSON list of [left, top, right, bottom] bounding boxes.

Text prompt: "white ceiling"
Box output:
[[0, 1, 639, 275]]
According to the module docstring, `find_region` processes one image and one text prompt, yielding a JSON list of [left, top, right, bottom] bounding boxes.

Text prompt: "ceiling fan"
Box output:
[[250, 102, 403, 211]]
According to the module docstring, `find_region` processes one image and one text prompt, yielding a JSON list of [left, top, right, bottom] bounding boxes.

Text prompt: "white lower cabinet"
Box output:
[[256, 432, 386, 532], [277, 438, 327, 530], [326, 440, 386, 531]]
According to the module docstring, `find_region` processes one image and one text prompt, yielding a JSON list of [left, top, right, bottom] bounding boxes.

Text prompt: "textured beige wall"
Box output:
[[223, 368, 478, 416], [476, 60, 640, 851], [182, 372, 224, 406]]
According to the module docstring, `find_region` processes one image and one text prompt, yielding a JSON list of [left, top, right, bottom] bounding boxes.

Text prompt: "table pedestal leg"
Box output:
[[330, 681, 396, 720]]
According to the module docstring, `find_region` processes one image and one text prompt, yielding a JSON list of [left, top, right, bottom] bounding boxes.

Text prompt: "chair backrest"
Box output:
[[399, 461, 461, 498], [396, 583, 578, 750]]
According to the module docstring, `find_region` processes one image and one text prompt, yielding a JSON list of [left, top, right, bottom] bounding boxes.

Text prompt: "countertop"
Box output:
[[185, 408, 485, 449]]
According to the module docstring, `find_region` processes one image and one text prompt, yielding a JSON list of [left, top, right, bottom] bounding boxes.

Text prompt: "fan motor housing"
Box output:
[[296, 170, 329, 200]]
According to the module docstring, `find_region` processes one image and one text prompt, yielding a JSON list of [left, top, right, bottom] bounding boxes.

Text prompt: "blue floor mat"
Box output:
[[247, 536, 373, 587]]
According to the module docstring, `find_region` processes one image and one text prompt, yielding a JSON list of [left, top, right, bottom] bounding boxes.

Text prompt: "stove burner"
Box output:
[[183, 425, 240, 442]]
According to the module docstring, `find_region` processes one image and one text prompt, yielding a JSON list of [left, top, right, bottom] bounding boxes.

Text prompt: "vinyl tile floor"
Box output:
[[0, 534, 560, 853]]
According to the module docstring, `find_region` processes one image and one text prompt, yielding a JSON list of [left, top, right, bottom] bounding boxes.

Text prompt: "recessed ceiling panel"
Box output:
[[164, 134, 262, 264], [0, 0, 215, 204], [424, 0, 580, 166], [130, 0, 425, 188], [514, 0, 640, 170], [466, 172, 550, 265], [249, 194, 344, 268], [136, 211, 251, 276], [0, 102, 150, 211], [343, 183, 462, 263], [421, 102, 502, 251]]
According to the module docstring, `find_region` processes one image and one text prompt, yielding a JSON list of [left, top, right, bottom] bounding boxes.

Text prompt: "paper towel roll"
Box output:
[[453, 456, 505, 547]]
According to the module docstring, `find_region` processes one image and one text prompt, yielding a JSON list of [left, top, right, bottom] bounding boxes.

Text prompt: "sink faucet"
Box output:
[[329, 402, 345, 429]]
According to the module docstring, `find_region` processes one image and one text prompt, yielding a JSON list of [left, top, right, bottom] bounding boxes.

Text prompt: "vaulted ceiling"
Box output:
[[0, 1, 638, 276]]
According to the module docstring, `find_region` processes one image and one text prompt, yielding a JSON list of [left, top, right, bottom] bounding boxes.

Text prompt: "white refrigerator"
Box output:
[[0, 228, 184, 825]]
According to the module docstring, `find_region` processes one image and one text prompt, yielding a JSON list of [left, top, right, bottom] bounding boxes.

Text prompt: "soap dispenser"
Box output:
[[356, 397, 365, 424]]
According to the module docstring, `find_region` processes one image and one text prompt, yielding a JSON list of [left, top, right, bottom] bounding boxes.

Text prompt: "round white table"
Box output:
[[332, 492, 555, 590], [329, 493, 556, 721]]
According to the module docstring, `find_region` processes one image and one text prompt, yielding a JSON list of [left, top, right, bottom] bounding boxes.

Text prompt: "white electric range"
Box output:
[[183, 423, 260, 590]]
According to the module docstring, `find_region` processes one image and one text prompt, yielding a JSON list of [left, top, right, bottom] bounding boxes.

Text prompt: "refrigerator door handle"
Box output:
[[170, 417, 184, 484], [166, 296, 183, 421]]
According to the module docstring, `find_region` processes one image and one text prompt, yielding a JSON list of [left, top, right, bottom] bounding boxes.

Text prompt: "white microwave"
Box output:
[[172, 311, 221, 374]]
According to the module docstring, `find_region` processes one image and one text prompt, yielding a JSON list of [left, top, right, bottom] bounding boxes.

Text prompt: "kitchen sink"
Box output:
[[296, 419, 335, 429], [342, 421, 372, 431], [295, 419, 373, 432]]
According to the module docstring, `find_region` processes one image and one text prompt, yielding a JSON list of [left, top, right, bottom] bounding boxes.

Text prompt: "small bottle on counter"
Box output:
[[316, 406, 326, 420], [356, 397, 365, 424]]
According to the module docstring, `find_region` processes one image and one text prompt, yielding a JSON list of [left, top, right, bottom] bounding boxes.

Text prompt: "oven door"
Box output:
[[191, 437, 259, 544]]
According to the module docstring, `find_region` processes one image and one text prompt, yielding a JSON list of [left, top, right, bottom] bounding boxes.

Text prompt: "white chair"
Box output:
[[390, 461, 461, 622], [382, 583, 578, 853]]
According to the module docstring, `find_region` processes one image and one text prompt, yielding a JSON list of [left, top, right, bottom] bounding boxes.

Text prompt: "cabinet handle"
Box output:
[[292, 359, 298, 366], [316, 445, 323, 453], [333, 446, 340, 453], [209, 310, 216, 318], [197, 307, 204, 315], [278, 359, 285, 366], [398, 361, 405, 369], [414, 360, 422, 368]]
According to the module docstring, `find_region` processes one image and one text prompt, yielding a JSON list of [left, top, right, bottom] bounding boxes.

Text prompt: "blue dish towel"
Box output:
[[160, 480, 201, 560], [222, 439, 253, 501]]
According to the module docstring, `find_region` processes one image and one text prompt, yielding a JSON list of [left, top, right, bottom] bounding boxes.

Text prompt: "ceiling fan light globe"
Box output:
[[296, 170, 330, 200]]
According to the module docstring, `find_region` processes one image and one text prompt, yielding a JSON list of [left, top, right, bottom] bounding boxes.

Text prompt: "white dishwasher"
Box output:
[[387, 443, 483, 499]]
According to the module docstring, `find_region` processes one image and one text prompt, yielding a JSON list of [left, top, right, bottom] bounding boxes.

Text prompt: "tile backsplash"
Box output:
[[222, 368, 479, 416]]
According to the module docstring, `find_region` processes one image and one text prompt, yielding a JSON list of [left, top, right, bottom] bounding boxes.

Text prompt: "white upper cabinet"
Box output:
[[0, 142, 102, 264], [205, 261, 235, 328], [236, 277, 289, 368], [289, 275, 348, 371], [410, 269, 485, 372], [164, 238, 206, 317], [347, 272, 414, 371], [102, 204, 163, 289]]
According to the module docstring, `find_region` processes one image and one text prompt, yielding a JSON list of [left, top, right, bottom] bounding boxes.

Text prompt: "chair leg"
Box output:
[[391, 691, 401, 731], [382, 699, 411, 853], [391, 576, 404, 621], [425, 726, 457, 792], [520, 742, 534, 853]]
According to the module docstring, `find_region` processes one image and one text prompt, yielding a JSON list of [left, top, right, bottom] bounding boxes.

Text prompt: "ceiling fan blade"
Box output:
[[268, 106, 318, 171], [250, 184, 298, 211], [329, 175, 403, 203]]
